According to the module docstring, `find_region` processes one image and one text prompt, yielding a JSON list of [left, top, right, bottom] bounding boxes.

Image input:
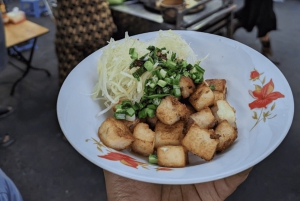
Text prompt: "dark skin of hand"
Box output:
[[104, 167, 252, 201]]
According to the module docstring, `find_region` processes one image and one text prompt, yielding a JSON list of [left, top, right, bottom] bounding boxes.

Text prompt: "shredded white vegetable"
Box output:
[[92, 30, 199, 117]]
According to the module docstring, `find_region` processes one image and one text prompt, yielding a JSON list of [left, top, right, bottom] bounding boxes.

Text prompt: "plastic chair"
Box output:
[[19, 0, 47, 18]]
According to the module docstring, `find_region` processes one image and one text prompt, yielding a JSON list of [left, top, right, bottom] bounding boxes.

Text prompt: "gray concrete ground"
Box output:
[[0, 0, 299, 200]]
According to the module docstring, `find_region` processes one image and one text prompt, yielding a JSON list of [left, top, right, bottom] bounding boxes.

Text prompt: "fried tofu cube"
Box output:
[[211, 100, 237, 128], [154, 120, 185, 148], [157, 146, 187, 167], [206, 79, 227, 103], [156, 96, 189, 125], [181, 124, 219, 161], [131, 123, 156, 156], [189, 82, 215, 111], [205, 79, 227, 93], [183, 107, 216, 134], [179, 76, 196, 98], [212, 91, 226, 102], [189, 107, 217, 129], [215, 120, 238, 152], [98, 117, 134, 151]]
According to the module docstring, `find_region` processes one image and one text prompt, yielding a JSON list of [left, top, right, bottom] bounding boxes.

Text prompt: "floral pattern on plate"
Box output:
[[248, 69, 285, 131], [86, 138, 173, 171]]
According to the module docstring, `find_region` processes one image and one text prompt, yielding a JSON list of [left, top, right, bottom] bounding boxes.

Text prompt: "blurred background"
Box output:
[[0, 0, 299, 200]]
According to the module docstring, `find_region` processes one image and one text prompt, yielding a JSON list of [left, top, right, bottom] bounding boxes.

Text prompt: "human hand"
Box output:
[[104, 167, 252, 201]]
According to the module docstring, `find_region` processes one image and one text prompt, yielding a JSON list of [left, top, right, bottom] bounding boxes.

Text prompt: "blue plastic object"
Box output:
[[19, 0, 47, 18], [9, 38, 38, 55]]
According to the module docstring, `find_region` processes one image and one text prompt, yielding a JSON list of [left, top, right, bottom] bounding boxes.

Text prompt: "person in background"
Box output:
[[104, 168, 252, 201], [0, 169, 23, 201], [234, 0, 277, 62], [54, 0, 117, 86]]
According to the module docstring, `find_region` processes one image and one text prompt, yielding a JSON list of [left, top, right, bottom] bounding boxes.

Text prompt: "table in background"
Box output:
[[4, 20, 50, 95]]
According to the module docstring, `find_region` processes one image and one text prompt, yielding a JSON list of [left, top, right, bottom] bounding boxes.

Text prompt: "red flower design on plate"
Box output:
[[99, 152, 147, 169], [156, 167, 173, 171], [248, 70, 285, 131], [249, 79, 285, 109], [250, 69, 261, 81], [87, 138, 173, 171]]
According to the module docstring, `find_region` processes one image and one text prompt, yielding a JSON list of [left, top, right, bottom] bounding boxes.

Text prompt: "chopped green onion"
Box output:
[[210, 85, 215, 90], [149, 154, 158, 164], [144, 94, 170, 99], [183, 71, 190, 77], [115, 104, 122, 109], [157, 80, 167, 87], [153, 98, 161, 106], [149, 82, 156, 89], [129, 48, 138, 59], [147, 46, 155, 51], [164, 77, 172, 84], [133, 67, 147, 81], [126, 108, 135, 117], [114, 113, 126, 120], [122, 100, 132, 107], [146, 108, 155, 118], [159, 69, 167, 78], [172, 78, 180, 85], [152, 75, 159, 83], [129, 48, 135, 54], [138, 108, 148, 118], [135, 102, 144, 109], [132, 104, 138, 111], [194, 64, 205, 73], [165, 59, 177, 69], [181, 60, 188, 68], [162, 86, 170, 93], [147, 104, 156, 110], [115, 108, 124, 113], [171, 52, 176, 60], [125, 114, 136, 121], [173, 88, 181, 97]]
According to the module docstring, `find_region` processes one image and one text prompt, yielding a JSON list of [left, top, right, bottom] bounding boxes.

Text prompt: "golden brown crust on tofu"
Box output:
[[181, 124, 219, 161], [179, 76, 196, 99], [131, 123, 156, 156], [189, 83, 215, 111], [206, 79, 227, 104], [185, 103, 197, 117], [154, 120, 185, 148], [205, 79, 227, 92], [213, 100, 237, 128], [215, 120, 237, 152], [98, 117, 134, 151], [183, 117, 194, 135], [212, 91, 226, 103], [189, 107, 217, 129], [157, 146, 187, 167], [156, 96, 190, 125]]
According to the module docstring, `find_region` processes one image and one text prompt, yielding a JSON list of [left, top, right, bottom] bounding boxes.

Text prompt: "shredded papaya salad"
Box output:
[[92, 30, 206, 120]]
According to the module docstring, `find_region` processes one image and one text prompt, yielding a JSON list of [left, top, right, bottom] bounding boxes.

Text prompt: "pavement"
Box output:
[[0, 0, 299, 200]]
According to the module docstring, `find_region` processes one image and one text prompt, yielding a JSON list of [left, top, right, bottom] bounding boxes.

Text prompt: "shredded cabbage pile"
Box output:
[[92, 30, 198, 117]]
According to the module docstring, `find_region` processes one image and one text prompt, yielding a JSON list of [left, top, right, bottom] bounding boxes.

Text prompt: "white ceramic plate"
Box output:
[[57, 31, 294, 184]]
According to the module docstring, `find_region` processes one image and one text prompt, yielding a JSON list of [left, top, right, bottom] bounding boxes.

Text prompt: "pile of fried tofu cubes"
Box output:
[[98, 78, 237, 168]]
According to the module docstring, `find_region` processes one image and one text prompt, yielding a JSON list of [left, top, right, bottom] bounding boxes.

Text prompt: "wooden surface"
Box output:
[[4, 20, 49, 48]]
